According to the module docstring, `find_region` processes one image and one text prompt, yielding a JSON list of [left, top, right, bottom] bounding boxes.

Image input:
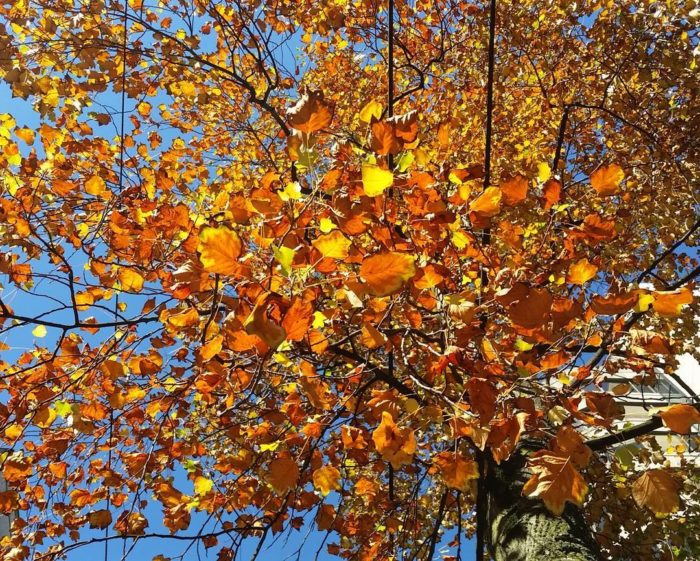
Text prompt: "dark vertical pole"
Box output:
[[478, 2, 498, 560], [483, 0, 497, 191], [388, 0, 394, 119]]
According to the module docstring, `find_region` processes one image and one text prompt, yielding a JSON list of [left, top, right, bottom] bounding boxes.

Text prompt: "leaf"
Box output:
[[32, 324, 47, 338], [590, 164, 624, 196], [88, 509, 113, 529], [652, 288, 693, 317], [590, 291, 638, 315], [312, 231, 351, 259], [469, 187, 502, 217], [360, 252, 416, 296], [433, 452, 478, 492], [542, 179, 561, 210], [198, 335, 223, 362], [267, 457, 299, 494], [118, 268, 145, 292], [359, 99, 383, 123], [362, 163, 394, 197], [522, 451, 588, 515], [194, 475, 214, 495], [659, 404, 700, 434], [372, 411, 416, 469], [632, 470, 680, 515], [312, 465, 341, 496], [500, 175, 528, 205], [244, 294, 287, 349], [537, 162, 551, 183], [197, 226, 242, 276], [286, 89, 333, 132], [567, 258, 598, 285]]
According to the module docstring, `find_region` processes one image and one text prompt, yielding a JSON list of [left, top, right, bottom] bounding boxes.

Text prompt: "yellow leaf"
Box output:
[[537, 162, 551, 183], [32, 325, 47, 338], [567, 258, 598, 285], [360, 252, 416, 296], [590, 164, 624, 196], [198, 226, 242, 276], [85, 175, 107, 197], [319, 217, 336, 233], [312, 465, 341, 496], [469, 187, 502, 217], [359, 99, 383, 123], [313, 231, 351, 259], [362, 163, 394, 197], [194, 476, 214, 495], [75, 292, 94, 311]]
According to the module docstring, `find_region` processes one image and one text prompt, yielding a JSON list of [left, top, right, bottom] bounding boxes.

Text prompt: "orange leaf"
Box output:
[[282, 298, 313, 342], [469, 187, 502, 217], [590, 292, 638, 315], [652, 288, 693, 317], [522, 451, 588, 515], [567, 258, 598, 285], [632, 470, 680, 515], [267, 457, 299, 494], [372, 411, 416, 469], [3, 458, 32, 482], [360, 252, 416, 297], [659, 404, 700, 434], [198, 226, 242, 276], [198, 334, 223, 361], [500, 175, 528, 206], [590, 163, 624, 196], [387, 110, 418, 143], [286, 89, 334, 132], [542, 179, 561, 210], [433, 452, 478, 492]]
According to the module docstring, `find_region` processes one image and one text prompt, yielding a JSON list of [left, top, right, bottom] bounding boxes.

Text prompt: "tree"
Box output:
[[0, 0, 698, 559]]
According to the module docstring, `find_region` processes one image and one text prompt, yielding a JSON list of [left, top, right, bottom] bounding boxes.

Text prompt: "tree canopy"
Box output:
[[0, 0, 699, 559]]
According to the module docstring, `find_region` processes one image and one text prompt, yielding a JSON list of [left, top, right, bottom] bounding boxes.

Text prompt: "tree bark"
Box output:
[[485, 443, 601, 561]]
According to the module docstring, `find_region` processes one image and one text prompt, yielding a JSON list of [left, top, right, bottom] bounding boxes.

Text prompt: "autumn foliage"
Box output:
[[0, 0, 699, 560]]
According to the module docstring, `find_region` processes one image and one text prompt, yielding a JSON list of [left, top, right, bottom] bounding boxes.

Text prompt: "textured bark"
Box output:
[[485, 442, 601, 561]]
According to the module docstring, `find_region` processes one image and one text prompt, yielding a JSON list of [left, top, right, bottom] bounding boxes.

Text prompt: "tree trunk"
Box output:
[[485, 443, 601, 561]]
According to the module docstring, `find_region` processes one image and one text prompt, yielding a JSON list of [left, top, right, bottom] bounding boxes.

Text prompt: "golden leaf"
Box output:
[[360, 252, 416, 296], [567, 258, 598, 285], [197, 226, 242, 276], [590, 163, 624, 196], [313, 230, 351, 259], [372, 411, 416, 469], [312, 465, 341, 496]]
